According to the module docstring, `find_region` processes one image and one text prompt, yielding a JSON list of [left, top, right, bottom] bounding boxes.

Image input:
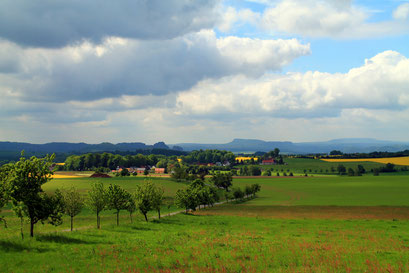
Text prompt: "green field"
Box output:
[[1, 174, 409, 272], [233, 176, 409, 206], [258, 157, 403, 175]]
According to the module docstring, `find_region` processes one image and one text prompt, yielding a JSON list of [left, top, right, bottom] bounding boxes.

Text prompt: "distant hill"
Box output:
[[1, 138, 409, 161], [0, 141, 162, 153], [173, 138, 409, 154], [0, 141, 179, 163]]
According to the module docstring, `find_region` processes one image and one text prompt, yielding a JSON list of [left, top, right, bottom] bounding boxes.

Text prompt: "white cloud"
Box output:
[[176, 51, 409, 118], [217, 6, 261, 32], [0, 32, 310, 102], [393, 3, 409, 20], [261, 0, 409, 38]]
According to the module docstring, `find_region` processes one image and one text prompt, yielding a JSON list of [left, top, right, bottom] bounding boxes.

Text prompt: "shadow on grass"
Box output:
[[131, 226, 152, 231], [36, 234, 91, 244], [151, 218, 184, 226], [0, 240, 49, 253]]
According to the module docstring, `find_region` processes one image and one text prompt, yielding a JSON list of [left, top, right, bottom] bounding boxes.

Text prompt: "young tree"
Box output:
[[6, 153, 64, 237], [175, 187, 200, 213], [245, 185, 253, 198], [251, 184, 261, 197], [211, 172, 232, 191], [208, 186, 220, 206], [151, 185, 164, 219], [87, 182, 107, 229], [135, 181, 155, 222], [125, 192, 137, 223], [62, 187, 84, 231], [232, 187, 245, 201], [224, 191, 233, 203], [106, 184, 129, 226]]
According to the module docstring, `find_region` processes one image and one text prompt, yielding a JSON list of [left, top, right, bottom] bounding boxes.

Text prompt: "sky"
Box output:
[[0, 0, 409, 144]]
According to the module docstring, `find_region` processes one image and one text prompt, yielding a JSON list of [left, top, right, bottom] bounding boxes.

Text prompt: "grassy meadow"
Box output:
[[261, 157, 407, 175], [1, 170, 409, 272]]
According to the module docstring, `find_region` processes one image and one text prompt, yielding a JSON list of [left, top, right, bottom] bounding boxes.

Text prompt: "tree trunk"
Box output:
[[20, 217, 24, 240], [71, 215, 73, 231], [97, 212, 100, 229], [116, 211, 119, 226], [143, 213, 148, 222], [30, 219, 34, 237], [158, 209, 161, 219], [130, 212, 133, 224]]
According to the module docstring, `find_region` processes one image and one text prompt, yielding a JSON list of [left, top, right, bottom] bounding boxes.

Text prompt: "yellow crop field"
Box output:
[[235, 156, 258, 162], [321, 156, 409, 166], [52, 174, 81, 179]]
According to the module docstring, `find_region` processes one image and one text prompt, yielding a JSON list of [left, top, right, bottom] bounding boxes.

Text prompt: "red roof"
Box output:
[[262, 159, 275, 163]]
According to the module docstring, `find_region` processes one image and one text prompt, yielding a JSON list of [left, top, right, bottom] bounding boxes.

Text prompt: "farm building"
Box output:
[[261, 159, 275, 165], [136, 168, 146, 174], [154, 168, 165, 174]]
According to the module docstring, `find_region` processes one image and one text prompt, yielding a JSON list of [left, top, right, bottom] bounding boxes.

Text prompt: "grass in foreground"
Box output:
[[2, 175, 409, 272], [1, 214, 409, 272]]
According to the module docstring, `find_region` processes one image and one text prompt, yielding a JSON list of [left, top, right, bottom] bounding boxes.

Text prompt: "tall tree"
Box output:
[[106, 184, 129, 226], [6, 153, 64, 237], [62, 187, 84, 231], [125, 192, 137, 223], [87, 182, 107, 229]]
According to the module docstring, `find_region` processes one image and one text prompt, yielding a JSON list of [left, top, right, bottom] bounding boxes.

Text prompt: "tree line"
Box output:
[[326, 150, 409, 159], [179, 150, 236, 165], [63, 153, 164, 171], [62, 149, 238, 172]]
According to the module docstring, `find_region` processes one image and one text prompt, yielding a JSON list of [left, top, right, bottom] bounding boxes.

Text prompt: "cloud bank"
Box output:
[[176, 51, 409, 118], [0, 32, 310, 102], [0, 0, 220, 47]]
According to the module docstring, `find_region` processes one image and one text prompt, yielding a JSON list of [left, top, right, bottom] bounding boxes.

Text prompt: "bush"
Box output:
[[120, 168, 130, 177], [250, 166, 261, 176]]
